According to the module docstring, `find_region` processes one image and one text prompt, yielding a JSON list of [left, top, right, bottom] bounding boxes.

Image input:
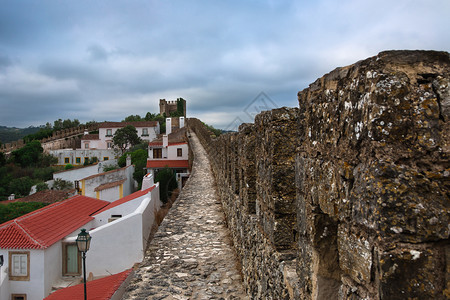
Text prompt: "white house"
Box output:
[[79, 165, 135, 202], [0, 181, 161, 300], [81, 121, 160, 151], [147, 125, 189, 177], [48, 148, 117, 166]]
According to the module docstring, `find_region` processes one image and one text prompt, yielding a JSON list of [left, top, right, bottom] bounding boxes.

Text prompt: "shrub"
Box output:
[[8, 176, 35, 197], [154, 167, 177, 204], [36, 182, 49, 192], [65, 163, 74, 170], [53, 178, 73, 190], [0, 202, 49, 223], [103, 164, 120, 172]]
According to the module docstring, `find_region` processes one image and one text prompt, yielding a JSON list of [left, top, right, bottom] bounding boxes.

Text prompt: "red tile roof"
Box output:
[[81, 134, 100, 140], [44, 269, 133, 300], [94, 186, 156, 215], [0, 195, 109, 249], [146, 159, 189, 169], [99, 121, 158, 128]]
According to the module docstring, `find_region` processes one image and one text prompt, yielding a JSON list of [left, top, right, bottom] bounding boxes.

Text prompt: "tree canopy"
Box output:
[[112, 125, 142, 153]]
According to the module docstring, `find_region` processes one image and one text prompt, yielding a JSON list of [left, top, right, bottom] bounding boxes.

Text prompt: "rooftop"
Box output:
[[44, 269, 133, 300], [99, 121, 158, 128], [149, 127, 187, 146], [0, 195, 109, 249], [147, 160, 189, 169]]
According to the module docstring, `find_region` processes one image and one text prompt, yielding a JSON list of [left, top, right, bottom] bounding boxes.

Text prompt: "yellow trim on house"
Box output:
[[119, 184, 123, 198], [82, 180, 85, 196], [96, 191, 100, 199]]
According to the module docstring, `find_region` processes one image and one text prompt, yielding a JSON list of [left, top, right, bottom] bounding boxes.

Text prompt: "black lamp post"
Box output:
[[76, 229, 91, 300]]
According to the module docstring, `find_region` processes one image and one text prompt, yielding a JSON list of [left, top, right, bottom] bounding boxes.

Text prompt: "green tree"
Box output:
[[53, 178, 73, 190], [113, 125, 142, 154], [36, 182, 49, 192], [154, 167, 178, 203], [123, 115, 143, 122], [11, 140, 43, 167], [0, 202, 49, 223], [0, 151, 6, 167], [9, 176, 35, 197]]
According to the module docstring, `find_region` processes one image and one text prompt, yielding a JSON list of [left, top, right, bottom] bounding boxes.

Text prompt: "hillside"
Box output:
[[0, 125, 41, 144]]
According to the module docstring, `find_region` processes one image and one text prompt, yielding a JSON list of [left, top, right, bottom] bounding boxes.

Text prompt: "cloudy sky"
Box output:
[[0, 0, 449, 129]]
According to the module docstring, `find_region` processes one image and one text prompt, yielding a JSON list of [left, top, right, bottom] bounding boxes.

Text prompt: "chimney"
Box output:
[[179, 117, 185, 128], [126, 154, 132, 167], [166, 118, 172, 135], [163, 135, 168, 148]]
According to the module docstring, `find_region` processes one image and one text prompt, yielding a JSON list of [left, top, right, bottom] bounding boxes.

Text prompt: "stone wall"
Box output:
[[0, 123, 98, 153], [188, 50, 449, 299]]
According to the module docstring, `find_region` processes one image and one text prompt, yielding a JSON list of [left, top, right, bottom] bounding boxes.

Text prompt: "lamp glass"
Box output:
[[76, 229, 91, 252]]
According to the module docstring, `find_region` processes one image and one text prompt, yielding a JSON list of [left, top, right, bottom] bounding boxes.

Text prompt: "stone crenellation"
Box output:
[[188, 50, 449, 299], [0, 123, 99, 153]]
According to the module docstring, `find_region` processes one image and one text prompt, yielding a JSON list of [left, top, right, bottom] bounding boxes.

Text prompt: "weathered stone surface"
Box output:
[[188, 50, 449, 300]]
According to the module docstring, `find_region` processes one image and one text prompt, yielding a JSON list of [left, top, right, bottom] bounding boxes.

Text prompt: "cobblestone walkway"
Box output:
[[122, 132, 248, 300]]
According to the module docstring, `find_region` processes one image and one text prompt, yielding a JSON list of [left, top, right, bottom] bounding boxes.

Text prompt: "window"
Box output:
[[142, 128, 149, 136], [76, 157, 81, 164], [9, 251, 30, 281], [106, 129, 112, 137], [84, 142, 89, 149], [103, 157, 109, 161], [64, 157, 70, 164], [107, 142, 114, 149], [84, 157, 89, 164], [12, 294, 27, 300], [153, 148, 162, 158], [62, 243, 81, 275], [177, 148, 183, 157]]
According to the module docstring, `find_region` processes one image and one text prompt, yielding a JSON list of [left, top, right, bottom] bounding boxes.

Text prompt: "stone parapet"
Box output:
[[188, 50, 449, 299]]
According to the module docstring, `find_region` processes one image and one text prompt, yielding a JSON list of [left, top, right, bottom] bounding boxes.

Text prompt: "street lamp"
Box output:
[[76, 229, 91, 300]]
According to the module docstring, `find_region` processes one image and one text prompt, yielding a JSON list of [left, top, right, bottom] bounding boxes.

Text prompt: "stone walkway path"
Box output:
[[122, 132, 248, 300]]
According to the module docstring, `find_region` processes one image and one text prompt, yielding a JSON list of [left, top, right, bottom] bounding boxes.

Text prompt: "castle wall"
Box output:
[[188, 50, 449, 299]]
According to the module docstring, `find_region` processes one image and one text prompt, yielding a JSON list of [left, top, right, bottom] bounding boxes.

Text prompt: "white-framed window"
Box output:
[[177, 148, 183, 157], [84, 142, 90, 149], [106, 129, 113, 137], [107, 142, 114, 149], [9, 251, 30, 281], [142, 128, 149, 136]]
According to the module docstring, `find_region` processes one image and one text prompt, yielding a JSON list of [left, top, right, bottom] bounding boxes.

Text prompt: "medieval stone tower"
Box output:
[[159, 98, 186, 117]]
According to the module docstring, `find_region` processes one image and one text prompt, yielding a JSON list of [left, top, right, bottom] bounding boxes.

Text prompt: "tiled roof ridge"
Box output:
[[94, 178, 127, 192], [13, 220, 44, 248], [0, 196, 75, 228]]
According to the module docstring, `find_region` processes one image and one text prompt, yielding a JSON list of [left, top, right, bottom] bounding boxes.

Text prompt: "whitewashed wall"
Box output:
[[64, 184, 160, 277], [49, 149, 117, 166], [53, 159, 118, 184]]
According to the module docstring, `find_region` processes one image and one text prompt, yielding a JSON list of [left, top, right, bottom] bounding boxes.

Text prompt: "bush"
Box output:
[[53, 178, 73, 190], [8, 176, 35, 197], [36, 182, 49, 192], [154, 167, 177, 204], [33, 167, 55, 181], [103, 164, 120, 172], [65, 163, 74, 170], [0, 202, 49, 223]]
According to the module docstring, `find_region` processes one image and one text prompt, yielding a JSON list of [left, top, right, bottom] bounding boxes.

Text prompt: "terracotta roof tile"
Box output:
[[81, 134, 100, 140], [0, 195, 109, 249], [94, 179, 126, 192], [146, 160, 189, 169], [44, 269, 133, 300], [99, 121, 158, 128]]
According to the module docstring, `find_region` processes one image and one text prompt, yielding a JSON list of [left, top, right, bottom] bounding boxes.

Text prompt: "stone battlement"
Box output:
[[188, 50, 449, 299]]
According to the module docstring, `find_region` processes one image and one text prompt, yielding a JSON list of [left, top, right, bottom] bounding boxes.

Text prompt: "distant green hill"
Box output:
[[0, 126, 42, 144]]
